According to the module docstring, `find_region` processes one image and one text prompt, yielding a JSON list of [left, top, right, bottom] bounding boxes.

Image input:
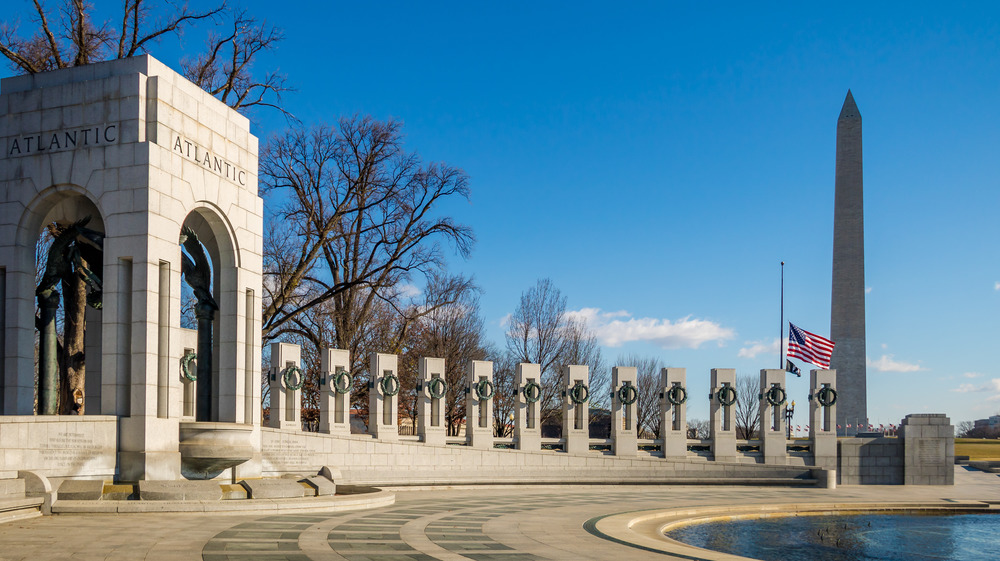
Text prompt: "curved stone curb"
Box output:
[[586, 501, 998, 561], [51, 488, 394, 514]]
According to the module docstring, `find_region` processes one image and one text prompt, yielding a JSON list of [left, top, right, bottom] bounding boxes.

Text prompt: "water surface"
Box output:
[[666, 512, 1000, 561]]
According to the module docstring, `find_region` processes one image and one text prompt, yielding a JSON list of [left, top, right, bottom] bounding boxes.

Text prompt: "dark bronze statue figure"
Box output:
[[36, 216, 104, 415], [180, 226, 217, 421]]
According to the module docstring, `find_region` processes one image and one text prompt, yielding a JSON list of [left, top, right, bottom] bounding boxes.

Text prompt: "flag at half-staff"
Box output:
[[787, 323, 835, 369]]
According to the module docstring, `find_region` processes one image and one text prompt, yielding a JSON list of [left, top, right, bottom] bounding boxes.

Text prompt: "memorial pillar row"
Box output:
[[759, 368, 787, 465], [320, 348, 352, 435], [709, 368, 737, 463], [466, 360, 494, 449], [562, 365, 589, 455], [611, 366, 638, 456], [809, 368, 837, 470], [660, 367, 688, 458], [369, 353, 399, 441], [418, 357, 447, 445], [268, 342, 302, 430], [514, 363, 542, 451]]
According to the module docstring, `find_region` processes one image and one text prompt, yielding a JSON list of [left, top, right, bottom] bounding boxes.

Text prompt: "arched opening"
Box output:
[[179, 206, 238, 422], [27, 190, 106, 415]]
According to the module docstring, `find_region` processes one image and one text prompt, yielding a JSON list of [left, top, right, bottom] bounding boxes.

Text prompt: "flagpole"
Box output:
[[780, 261, 784, 369]]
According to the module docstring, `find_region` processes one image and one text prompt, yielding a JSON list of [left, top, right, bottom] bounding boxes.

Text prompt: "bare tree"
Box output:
[[491, 353, 516, 437], [687, 418, 710, 439], [1, 1, 285, 112], [504, 278, 605, 429], [260, 118, 474, 348], [504, 279, 566, 426], [401, 280, 490, 436], [180, 10, 287, 112], [562, 317, 606, 410], [734, 374, 761, 439]]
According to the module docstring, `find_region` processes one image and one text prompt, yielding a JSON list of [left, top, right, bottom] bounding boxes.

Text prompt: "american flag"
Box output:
[[787, 323, 835, 369]]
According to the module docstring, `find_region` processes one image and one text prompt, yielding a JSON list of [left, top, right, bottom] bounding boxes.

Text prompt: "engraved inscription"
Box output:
[[172, 135, 248, 186], [39, 431, 102, 468], [916, 439, 944, 467], [6, 124, 119, 157]]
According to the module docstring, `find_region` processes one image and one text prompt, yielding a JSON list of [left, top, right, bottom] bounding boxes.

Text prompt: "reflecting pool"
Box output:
[[665, 512, 1000, 561]]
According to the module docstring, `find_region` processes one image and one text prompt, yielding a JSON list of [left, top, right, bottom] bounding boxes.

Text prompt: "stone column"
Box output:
[[899, 414, 955, 485], [418, 357, 447, 446], [368, 353, 399, 441], [562, 365, 590, 455], [268, 342, 302, 430], [809, 368, 837, 470], [709, 368, 737, 462], [660, 367, 688, 458], [515, 363, 542, 451], [319, 348, 351, 435], [466, 360, 494, 449], [759, 368, 787, 465], [611, 366, 638, 456]]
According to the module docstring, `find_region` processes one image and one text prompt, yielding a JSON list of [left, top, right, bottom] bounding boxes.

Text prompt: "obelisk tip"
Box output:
[[839, 90, 861, 121]]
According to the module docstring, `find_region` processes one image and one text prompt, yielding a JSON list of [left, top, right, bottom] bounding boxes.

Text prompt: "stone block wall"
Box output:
[[0, 416, 116, 479], [260, 428, 817, 486], [837, 413, 954, 485], [899, 413, 954, 485], [837, 437, 903, 485]]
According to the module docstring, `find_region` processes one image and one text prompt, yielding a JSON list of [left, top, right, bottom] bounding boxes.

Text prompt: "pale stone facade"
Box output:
[[0, 55, 263, 481]]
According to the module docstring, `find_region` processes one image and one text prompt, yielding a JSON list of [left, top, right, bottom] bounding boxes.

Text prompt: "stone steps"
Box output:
[[0, 477, 43, 523]]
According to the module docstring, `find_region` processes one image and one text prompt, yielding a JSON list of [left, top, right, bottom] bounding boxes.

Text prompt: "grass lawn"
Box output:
[[955, 438, 1000, 460]]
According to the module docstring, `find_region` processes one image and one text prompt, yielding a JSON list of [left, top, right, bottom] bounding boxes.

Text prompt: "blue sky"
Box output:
[[3, 1, 999, 428]]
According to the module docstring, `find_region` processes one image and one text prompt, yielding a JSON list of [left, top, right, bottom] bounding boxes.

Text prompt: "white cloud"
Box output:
[[498, 313, 512, 328], [964, 372, 984, 379], [564, 308, 735, 349], [952, 383, 983, 393], [995, 281, 1000, 291], [880, 343, 888, 350], [952, 378, 1000, 398], [865, 286, 873, 294], [396, 283, 421, 299], [738, 338, 780, 359], [867, 354, 924, 373]]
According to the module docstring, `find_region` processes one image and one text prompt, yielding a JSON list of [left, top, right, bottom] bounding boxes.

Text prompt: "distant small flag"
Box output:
[[837, 424, 842, 429], [785, 359, 801, 378], [847, 424, 852, 428], [797, 425, 801, 431], [787, 323, 835, 369]]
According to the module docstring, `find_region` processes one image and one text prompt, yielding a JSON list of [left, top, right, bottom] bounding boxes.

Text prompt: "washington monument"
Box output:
[[830, 90, 867, 432]]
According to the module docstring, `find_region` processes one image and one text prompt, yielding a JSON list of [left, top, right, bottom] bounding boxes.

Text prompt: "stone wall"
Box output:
[[837, 413, 954, 485], [261, 428, 818, 486], [0, 416, 116, 479], [837, 436, 903, 485]]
